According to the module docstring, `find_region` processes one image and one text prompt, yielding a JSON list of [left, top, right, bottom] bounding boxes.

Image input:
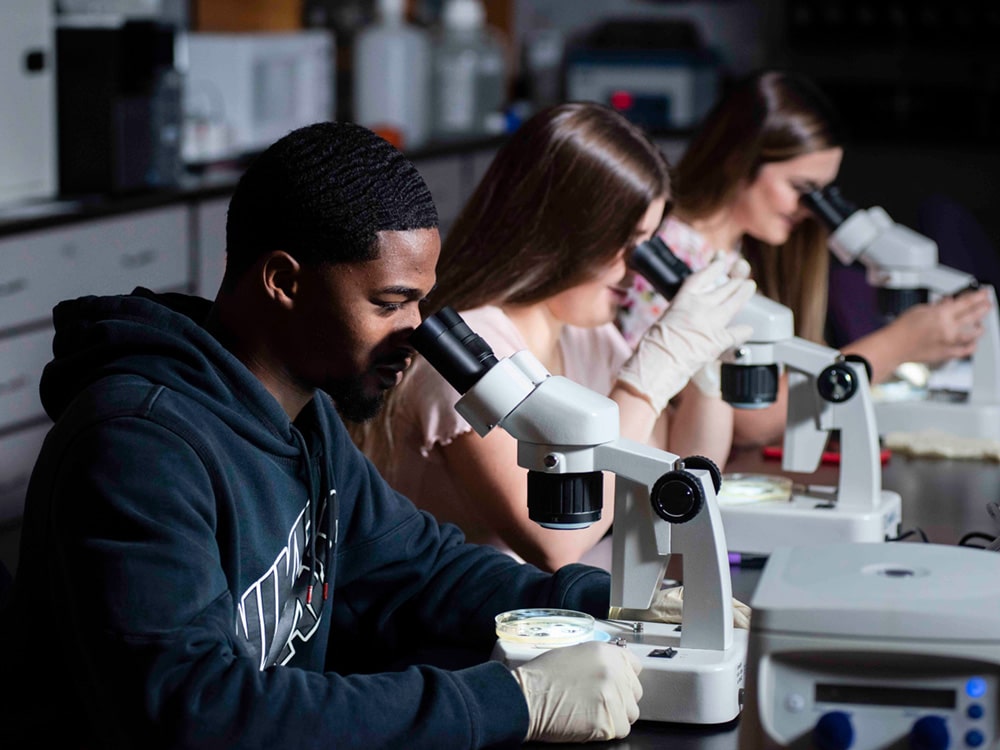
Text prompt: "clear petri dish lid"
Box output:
[[495, 608, 596, 647], [718, 473, 793, 506]]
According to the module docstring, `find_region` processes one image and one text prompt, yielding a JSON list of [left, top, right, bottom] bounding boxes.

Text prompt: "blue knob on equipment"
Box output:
[[910, 715, 950, 750], [813, 711, 854, 750]]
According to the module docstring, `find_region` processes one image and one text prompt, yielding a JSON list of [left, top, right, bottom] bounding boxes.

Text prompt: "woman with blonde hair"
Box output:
[[620, 70, 992, 447], [352, 102, 754, 571]]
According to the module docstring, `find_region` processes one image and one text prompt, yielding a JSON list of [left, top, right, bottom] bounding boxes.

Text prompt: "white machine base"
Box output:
[[720, 489, 902, 556], [876, 399, 1000, 442], [491, 619, 748, 725]]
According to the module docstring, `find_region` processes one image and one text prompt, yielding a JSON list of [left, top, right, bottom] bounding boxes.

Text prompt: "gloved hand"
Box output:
[[608, 585, 751, 630], [618, 259, 756, 413], [690, 257, 753, 397], [511, 640, 643, 743]]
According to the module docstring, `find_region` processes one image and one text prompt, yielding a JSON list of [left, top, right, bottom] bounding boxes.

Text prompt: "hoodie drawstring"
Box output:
[[293, 427, 337, 605]]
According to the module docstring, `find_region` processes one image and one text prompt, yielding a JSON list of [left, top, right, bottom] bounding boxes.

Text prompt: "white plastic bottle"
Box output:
[[353, 0, 431, 149], [430, 0, 507, 141]]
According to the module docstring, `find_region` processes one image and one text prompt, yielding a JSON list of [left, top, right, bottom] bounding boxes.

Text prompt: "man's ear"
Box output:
[[261, 251, 301, 309]]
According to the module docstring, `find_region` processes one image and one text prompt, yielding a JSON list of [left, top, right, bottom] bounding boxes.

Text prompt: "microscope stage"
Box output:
[[719, 488, 902, 556]]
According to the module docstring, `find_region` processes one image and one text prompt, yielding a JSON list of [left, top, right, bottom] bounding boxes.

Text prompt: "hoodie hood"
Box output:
[[41, 288, 298, 451]]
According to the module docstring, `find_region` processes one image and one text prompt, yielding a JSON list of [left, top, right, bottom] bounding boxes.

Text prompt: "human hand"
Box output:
[[617, 260, 756, 412], [608, 585, 751, 629], [892, 288, 992, 366], [511, 640, 643, 743]]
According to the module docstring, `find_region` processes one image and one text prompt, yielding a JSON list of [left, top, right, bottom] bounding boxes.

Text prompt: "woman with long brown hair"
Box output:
[[351, 102, 754, 571], [620, 70, 992, 448]]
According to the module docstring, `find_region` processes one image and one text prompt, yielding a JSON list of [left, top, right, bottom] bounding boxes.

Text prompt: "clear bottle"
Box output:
[[353, 0, 431, 149], [430, 0, 507, 142]]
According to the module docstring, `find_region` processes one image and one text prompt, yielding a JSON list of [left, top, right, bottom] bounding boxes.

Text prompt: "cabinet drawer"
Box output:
[[0, 327, 53, 430], [0, 205, 191, 329], [194, 196, 229, 298], [0, 423, 48, 523]]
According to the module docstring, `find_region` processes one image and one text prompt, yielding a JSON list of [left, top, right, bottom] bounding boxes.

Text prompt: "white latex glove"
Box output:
[[511, 640, 643, 743], [618, 259, 756, 413], [608, 585, 752, 630]]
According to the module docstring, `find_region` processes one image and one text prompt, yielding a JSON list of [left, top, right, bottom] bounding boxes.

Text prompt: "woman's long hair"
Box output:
[[352, 102, 671, 467], [674, 70, 846, 342]]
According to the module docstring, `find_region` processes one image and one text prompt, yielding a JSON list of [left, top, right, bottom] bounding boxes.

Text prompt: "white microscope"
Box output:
[[718, 293, 902, 555], [629, 234, 901, 555], [802, 186, 1000, 441], [411, 307, 747, 725]]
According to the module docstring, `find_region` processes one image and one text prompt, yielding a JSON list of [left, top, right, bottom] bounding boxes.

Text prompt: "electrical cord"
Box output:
[[886, 527, 929, 543], [958, 530, 999, 549]]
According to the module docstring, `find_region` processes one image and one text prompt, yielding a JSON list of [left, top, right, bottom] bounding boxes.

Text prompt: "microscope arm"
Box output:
[[596, 438, 733, 651], [774, 339, 882, 508], [422, 311, 735, 655], [725, 294, 882, 509]]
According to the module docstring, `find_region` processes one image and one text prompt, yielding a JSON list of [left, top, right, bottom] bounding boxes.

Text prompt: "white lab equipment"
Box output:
[[411, 307, 747, 725], [718, 294, 902, 554], [739, 542, 1000, 749], [629, 236, 901, 555], [803, 186, 1000, 441]]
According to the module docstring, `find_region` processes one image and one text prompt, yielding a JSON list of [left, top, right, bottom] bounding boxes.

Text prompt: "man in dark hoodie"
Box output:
[[2, 123, 641, 748]]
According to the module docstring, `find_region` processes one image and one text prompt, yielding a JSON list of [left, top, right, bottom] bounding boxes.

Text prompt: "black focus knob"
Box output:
[[721, 363, 779, 408], [650, 469, 705, 524], [679, 455, 722, 494], [817, 363, 858, 403]]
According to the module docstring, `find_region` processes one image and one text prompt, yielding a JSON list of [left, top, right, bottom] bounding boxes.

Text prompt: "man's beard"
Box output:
[[329, 375, 387, 423]]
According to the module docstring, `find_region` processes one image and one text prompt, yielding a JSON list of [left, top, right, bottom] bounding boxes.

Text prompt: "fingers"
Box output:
[[681, 258, 730, 293], [729, 257, 752, 281], [727, 323, 755, 348]]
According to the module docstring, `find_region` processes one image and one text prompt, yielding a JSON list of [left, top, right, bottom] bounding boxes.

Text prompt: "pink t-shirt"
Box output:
[[384, 305, 632, 560], [618, 216, 741, 346]]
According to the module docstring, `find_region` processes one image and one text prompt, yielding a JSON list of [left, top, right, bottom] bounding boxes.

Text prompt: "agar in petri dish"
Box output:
[[495, 608, 596, 647], [718, 473, 793, 506]]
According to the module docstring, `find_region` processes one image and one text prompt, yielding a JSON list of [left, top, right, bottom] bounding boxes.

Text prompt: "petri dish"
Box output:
[[495, 608, 596, 647], [718, 473, 793, 506]]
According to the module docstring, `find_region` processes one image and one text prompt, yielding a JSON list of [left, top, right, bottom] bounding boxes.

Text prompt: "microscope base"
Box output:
[[875, 399, 1000, 442], [491, 620, 748, 725], [720, 489, 902, 556]]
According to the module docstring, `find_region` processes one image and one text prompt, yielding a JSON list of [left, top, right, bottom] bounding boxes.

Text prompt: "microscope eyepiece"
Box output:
[[411, 307, 499, 394], [801, 185, 858, 231], [628, 235, 691, 301]]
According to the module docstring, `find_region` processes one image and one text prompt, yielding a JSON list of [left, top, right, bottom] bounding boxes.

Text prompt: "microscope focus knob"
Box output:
[[909, 715, 950, 750], [678, 455, 722, 494], [649, 469, 704, 524], [812, 710, 855, 750], [817, 363, 859, 403]]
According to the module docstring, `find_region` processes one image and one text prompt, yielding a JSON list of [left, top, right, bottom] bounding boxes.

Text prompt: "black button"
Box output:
[[24, 50, 46, 72]]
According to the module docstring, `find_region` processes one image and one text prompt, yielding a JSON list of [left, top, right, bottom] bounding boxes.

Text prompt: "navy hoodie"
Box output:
[[3, 289, 611, 749]]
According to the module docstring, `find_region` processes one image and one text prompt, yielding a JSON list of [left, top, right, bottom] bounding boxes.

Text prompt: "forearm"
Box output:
[[841, 323, 914, 385]]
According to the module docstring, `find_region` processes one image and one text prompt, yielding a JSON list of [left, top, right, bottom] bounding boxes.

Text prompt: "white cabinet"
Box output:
[[0, 206, 191, 329], [0, 326, 54, 431], [0, 424, 48, 523], [0, 204, 193, 526], [194, 196, 229, 298]]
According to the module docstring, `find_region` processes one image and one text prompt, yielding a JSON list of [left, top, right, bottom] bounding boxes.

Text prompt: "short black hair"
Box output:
[[224, 122, 438, 285]]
